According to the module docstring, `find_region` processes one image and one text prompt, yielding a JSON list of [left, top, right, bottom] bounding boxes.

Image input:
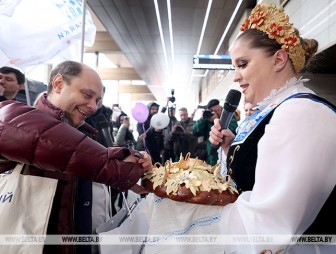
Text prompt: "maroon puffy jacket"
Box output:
[[0, 100, 144, 240]]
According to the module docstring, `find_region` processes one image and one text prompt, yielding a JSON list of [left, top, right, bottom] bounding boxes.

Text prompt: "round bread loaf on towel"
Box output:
[[142, 153, 238, 206]]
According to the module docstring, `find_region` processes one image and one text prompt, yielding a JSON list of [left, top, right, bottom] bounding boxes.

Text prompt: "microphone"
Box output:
[[210, 89, 241, 155], [96, 114, 114, 147]]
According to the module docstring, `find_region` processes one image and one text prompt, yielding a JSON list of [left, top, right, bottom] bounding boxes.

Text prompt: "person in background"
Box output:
[[169, 107, 198, 160], [114, 112, 137, 213], [234, 108, 241, 122], [209, 2, 336, 253], [192, 98, 238, 165], [115, 112, 136, 149], [114, 111, 126, 129], [244, 102, 256, 117], [0, 60, 152, 254], [162, 106, 178, 163], [136, 102, 164, 163], [0, 66, 25, 102], [84, 87, 116, 254], [85, 86, 114, 147]]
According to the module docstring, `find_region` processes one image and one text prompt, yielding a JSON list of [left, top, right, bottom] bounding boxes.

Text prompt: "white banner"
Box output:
[[0, 0, 22, 16], [0, 0, 96, 69]]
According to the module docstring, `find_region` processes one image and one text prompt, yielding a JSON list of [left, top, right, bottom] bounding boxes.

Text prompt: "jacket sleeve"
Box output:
[[136, 122, 144, 135], [115, 125, 127, 146], [228, 115, 238, 135], [192, 118, 207, 137], [0, 101, 144, 191]]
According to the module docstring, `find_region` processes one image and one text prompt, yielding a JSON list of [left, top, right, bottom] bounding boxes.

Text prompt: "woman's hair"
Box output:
[[237, 29, 281, 57], [237, 29, 318, 73], [115, 112, 127, 129], [47, 60, 83, 95], [298, 31, 319, 68]]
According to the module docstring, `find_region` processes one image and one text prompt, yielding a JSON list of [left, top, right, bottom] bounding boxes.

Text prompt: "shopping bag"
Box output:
[[0, 163, 58, 254], [97, 198, 149, 254]]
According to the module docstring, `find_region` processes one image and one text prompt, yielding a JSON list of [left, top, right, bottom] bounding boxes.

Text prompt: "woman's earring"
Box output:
[[275, 66, 281, 71]]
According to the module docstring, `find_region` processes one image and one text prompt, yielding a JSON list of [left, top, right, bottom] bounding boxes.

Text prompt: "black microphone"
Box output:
[[96, 114, 114, 147], [210, 89, 241, 155]]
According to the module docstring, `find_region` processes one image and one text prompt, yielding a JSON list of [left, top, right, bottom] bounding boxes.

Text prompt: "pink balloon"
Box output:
[[131, 102, 149, 123]]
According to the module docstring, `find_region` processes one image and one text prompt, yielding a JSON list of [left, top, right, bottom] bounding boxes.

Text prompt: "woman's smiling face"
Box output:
[[230, 37, 275, 105]]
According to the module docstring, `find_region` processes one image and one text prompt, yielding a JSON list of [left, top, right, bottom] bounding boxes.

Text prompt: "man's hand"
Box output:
[[139, 133, 146, 139], [123, 151, 152, 173], [137, 151, 152, 172]]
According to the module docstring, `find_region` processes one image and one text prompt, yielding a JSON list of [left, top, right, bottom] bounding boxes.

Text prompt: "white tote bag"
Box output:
[[96, 198, 149, 254], [0, 163, 58, 254]]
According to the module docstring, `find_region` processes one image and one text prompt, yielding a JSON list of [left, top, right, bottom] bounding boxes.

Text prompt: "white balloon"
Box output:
[[150, 113, 170, 129]]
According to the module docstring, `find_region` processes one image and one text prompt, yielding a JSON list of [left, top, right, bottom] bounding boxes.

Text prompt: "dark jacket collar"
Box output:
[[35, 93, 98, 138], [35, 93, 66, 122]]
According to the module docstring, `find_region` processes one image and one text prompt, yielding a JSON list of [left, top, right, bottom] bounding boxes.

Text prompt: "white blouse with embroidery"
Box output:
[[220, 79, 336, 254], [142, 79, 336, 254]]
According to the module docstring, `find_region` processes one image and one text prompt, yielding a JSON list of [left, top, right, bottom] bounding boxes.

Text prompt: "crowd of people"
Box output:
[[133, 98, 240, 166], [0, 2, 335, 254]]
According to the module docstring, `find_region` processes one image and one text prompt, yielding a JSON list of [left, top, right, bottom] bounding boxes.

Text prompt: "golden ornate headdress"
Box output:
[[240, 2, 305, 73]]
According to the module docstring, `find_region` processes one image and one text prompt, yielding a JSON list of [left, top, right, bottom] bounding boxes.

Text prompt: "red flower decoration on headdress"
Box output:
[[267, 23, 283, 38], [250, 11, 265, 27], [239, 2, 305, 73], [240, 18, 250, 31], [283, 35, 299, 49]]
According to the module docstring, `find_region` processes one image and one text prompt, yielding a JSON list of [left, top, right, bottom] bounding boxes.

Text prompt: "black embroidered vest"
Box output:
[[226, 93, 336, 234]]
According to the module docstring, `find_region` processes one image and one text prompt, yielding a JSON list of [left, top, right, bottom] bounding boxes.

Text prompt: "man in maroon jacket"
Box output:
[[0, 60, 152, 254]]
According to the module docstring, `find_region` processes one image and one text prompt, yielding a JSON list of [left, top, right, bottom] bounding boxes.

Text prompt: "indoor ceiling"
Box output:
[[86, 0, 256, 106], [86, 0, 336, 107]]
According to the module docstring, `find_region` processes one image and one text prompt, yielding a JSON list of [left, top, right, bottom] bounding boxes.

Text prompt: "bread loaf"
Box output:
[[142, 153, 238, 205]]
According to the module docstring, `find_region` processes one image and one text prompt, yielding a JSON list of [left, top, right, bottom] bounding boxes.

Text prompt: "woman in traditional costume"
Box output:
[[210, 2, 336, 253]]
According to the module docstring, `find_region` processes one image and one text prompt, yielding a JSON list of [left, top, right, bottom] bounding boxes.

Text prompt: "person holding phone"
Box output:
[[115, 112, 136, 149]]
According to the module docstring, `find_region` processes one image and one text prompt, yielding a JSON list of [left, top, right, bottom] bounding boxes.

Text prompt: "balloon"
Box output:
[[150, 113, 170, 129], [131, 102, 149, 123]]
